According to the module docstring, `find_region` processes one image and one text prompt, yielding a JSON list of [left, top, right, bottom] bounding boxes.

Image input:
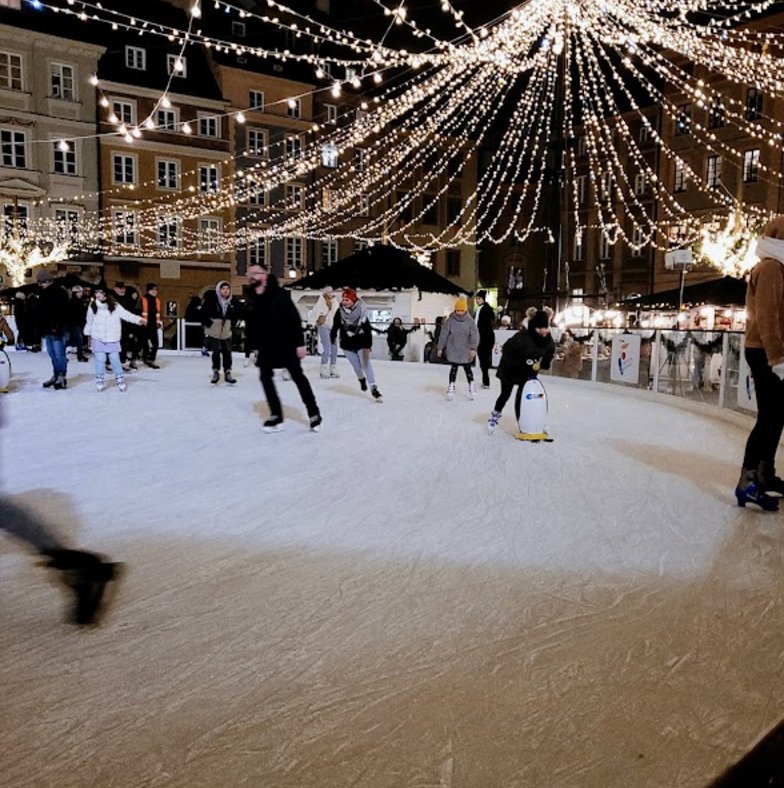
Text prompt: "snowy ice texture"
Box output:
[[1, 352, 781, 786]]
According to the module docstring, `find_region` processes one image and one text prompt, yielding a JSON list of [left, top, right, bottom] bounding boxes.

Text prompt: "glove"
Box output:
[[773, 363, 784, 381]]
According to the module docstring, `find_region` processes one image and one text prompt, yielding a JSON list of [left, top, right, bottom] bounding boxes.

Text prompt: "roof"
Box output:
[[289, 244, 468, 295], [624, 276, 747, 308]]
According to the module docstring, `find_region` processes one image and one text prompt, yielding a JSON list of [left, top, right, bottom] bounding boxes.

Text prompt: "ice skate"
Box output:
[[487, 410, 501, 435], [263, 416, 284, 433], [95, 379, 106, 392], [358, 377, 368, 392], [468, 381, 476, 400], [224, 371, 237, 385], [319, 365, 330, 379], [211, 370, 220, 384], [329, 365, 340, 378], [43, 549, 125, 626], [42, 375, 56, 388], [309, 414, 323, 432], [446, 382, 455, 401], [53, 374, 67, 390], [117, 380, 127, 392], [735, 468, 778, 511], [371, 386, 383, 402], [758, 461, 784, 496]]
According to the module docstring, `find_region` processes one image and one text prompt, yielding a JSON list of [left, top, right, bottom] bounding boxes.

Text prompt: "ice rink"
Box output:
[[1, 350, 782, 787]]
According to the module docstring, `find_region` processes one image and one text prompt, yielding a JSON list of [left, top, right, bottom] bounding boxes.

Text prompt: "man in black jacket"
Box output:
[[246, 263, 322, 432], [36, 270, 71, 389], [475, 290, 496, 388]]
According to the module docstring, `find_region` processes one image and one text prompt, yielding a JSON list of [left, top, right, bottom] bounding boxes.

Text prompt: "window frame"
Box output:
[[52, 138, 77, 176], [125, 46, 146, 71], [249, 90, 264, 111], [197, 113, 219, 139], [1, 127, 27, 168], [156, 158, 180, 191], [111, 152, 137, 185], [50, 61, 75, 101], [0, 51, 22, 91]]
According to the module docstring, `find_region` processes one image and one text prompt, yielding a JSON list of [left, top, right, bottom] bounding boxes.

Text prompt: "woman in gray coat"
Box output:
[[437, 297, 479, 400]]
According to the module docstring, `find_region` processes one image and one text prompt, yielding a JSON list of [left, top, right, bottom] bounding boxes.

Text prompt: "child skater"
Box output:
[[331, 288, 382, 401], [487, 307, 555, 433], [84, 284, 146, 392], [437, 297, 479, 400]]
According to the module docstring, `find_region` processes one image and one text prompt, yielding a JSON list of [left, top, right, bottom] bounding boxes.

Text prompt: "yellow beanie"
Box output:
[[454, 297, 467, 311]]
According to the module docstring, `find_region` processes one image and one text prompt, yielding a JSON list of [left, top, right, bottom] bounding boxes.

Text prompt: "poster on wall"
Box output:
[[737, 338, 757, 412], [610, 334, 641, 384]]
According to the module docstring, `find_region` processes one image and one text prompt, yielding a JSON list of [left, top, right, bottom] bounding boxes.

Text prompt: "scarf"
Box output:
[[339, 298, 368, 328], [755, 236, 784, 266]]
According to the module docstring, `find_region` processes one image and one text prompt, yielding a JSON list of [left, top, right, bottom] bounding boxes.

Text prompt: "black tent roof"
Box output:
[[624, 276, 747, 308], [289, 244, 467, 295]]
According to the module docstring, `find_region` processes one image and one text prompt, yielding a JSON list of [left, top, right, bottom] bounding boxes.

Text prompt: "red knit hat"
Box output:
[[342, 288, 358, 303]]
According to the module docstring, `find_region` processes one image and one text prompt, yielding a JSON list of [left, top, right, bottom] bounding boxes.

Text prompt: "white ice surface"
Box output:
[[2, 351, 783, 787]]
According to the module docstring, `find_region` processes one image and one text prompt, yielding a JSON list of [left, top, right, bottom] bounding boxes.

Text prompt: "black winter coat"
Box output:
[[37, 283, 70, 336], [476, 302, 495, 348], [496, 328, 555, 385], [245, 275, 304, 367], [200, 291, 239, 328], [331, 309, 373, 352]]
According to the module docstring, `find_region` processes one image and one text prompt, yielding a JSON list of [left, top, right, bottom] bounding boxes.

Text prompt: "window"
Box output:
[[198, 114, 219, 138], [125, 46, 146, 71], [157, 216, 180, 249], [287, 98, 301, 119], [422, 196, 438, 225], [345, 66, 357, 82], [113, 210, 136, 245], [3, 201, 28, 237], [673, 159, 686, 192], [54, 208, 79, 243], [285, 183, 304, 209], [598, 173, 611, 197], [232, 21, 246, 37], [247, 128, 267, 156], [634, 173, 647, 195], [0, 51, 22, 91], [575, 175, 587, 204], [198, 164, 219, 193], [285, 236, 303, 268], [325, 104, 338, 124], [354, 239, 369, 253], [355, 148, 366, 171], [447, 197, 462, 224], [112, 153, 136, 185], [639, 124, 650, 144], [359, 193, 370, 218], [631, 226, 645, 250], [198, 218, 221, 252], [675, 104, 691, 136], [167, 54, 187, 78], [246, 184, 266, 206], [709, 97, 725, 129], [706, 155, 722, 188], [248, 237, 266, 267], [743, 149, 760, 183], [53, 139, 77, 175], [445, 249, 461, 277], [1, 128, 27, 168], [746, 88, 763, 121], [0, 1, 22, 9], [574, 229, 584, 261], [156, 107, 178, 131], [321, 143, 338, 168], [157, 159, 180, 190], [322, 238, 338, 266], [599, 233, 612, 260], [50, 63, 75, 101], [112, 100, 136, 126], [447, 157, 462, 179], [576, 135, 587, 156], [355, 107, 366, 121], [396, 191, 413, 223], [249, 90, 264, 111], [285, 134, 301, 157], [321, 188, 333, 211]]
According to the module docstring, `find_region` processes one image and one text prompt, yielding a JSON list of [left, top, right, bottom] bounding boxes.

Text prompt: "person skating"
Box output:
[[487, 307, 555, 434], [373, 316, 420, 361], [437, 297, 479, 400], [84, 285, 146, 392], [36, 270, 71, 390], [331, 288, 383, 401], [474, 290, 496, 388], [245, 263, 322, 432], [311, 287, 340, 378], [201, 280, 239, 384], [112, 282, 143, 370], [140, 283, 162, 369], [735, 215, 784, 511], [67, 286, 89, 362]]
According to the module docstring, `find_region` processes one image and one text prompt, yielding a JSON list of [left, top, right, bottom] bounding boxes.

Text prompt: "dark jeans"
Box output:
[[743, 347, 784, 471], [69, 324, 85, 356], [141, 326, 158, 362], [45, 330, 69, 375], [209, 337, 232, 371], [388, 341, 405, 359], [120, 324, 139, 363], [258, 356, 319, 420], [448, 363, 474, 383], [494, 380, 524, 421], [478, 341, 493, 386]]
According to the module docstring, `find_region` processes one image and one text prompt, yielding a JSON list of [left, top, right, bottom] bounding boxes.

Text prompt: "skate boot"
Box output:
[[42, 375, 57, 388], [735, 468, 778, 511], [758, 461, 784, 496], [211, 370, 220, 384], [319, 365, 330, 379], [329, 365, 340, 378], [43, 549, 124, 626], [446, 382, 455, 401], [309, 413, 323, 432], [53, 374, 67, 390], [224, 371, 237, 385], [96, 376, 106, 392], [468, 381, 477, 400], [129, 360, 138, 371], [359, 377, 368, 392], [263, 415, 284, 433], [371, 385, 383, 402], [117, 380, 127, 392], [487, 410, 501, 435]]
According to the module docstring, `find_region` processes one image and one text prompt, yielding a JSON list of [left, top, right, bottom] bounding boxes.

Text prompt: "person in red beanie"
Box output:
[[331, 288, 383, 401]]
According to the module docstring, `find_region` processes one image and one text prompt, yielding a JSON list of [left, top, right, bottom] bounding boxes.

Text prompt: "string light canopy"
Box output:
[[0, 217, 68, 287], [14, 0, 784, 263]]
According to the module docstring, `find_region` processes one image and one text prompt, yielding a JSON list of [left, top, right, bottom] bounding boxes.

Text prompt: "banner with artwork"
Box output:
[[610, 334, 641, 384]]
